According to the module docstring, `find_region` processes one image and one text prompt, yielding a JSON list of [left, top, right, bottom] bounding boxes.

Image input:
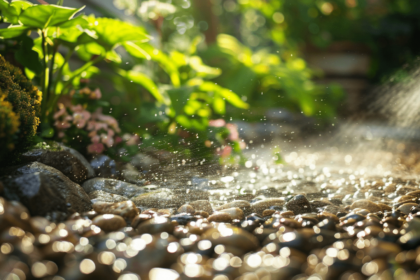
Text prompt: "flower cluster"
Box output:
[[53, 87, 139, 154]]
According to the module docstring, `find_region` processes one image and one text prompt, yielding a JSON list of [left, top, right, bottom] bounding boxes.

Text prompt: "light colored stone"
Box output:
[[219, 207, 244, 220], [92, 201, 139, 220], [397, 203, 417, 215], [350, 199, 381, 213], [189, 200, 213, 214], [92, 214, 126, 232], [178, 204, 195, 214], [215, 200, 250, 211], [251, 198, 285, 215], [208, 212, 232, 223]]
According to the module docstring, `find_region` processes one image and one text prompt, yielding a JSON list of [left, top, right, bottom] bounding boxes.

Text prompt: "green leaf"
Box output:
[[166, 86, 194, 115], [0, 0, 32, 24], [19, 4, 84, 29], [76, 42, 106, 61], [189, 56, 221, 79], [0, 25, 29, 39], [123, 42, 180, 86], [15, 35, 42, 75], [191, 80, 249, 109], [212, 96, 225, 114], [119, 70, 166, 104], [87, 16, 151, 50]]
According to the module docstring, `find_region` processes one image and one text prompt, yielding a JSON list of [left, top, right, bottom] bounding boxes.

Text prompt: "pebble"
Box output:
[[92, 200, 139, 220], [406, 190, 420, 198], [194, 210, 209, 218], [377, 203, 392, 212], [397, 203, 417, 214], [262, 209, 276, 217], [201, 224, 259, 252], [92, 214, 126, 231], [251, 198, 285, 215], [188, 200, 213, 214], [215, 200, 251, 211], [177, 204, 195, 214], [208, 212, 232, 223], [286, 195, 312, 214], [219, 207, 244, 220], [350, 199, 381, 213]]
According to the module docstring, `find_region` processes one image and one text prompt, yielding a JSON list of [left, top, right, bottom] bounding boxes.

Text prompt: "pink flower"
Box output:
[[209, 119, 226, 127], [73, 110, 91, 128], [54, 120, 71, 129], [71, 104, 84, 112], [58, 132, 65, 138], [115, 136, 122, 144], [226, 123, 239, 141], [239, 141, 246, 149], [87, 142, 104, 154], [100, 132, 114, 148], [219, 145, 232, 158], [54, 105, 67, 119]]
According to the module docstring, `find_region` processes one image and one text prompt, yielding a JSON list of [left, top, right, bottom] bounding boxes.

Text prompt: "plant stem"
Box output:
[[61, 55, 104, 91], [41, 30, 50, 124], [53, 49, 73, 95]]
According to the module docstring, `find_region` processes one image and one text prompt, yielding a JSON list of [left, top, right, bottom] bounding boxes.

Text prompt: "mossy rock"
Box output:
[[0, 55, 41, 165]]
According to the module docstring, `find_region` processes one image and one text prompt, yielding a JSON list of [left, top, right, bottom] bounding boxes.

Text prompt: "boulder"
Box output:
[[1, 172, 67, 216], [1, 162, 91, 213], [90, 154, 119, 178], [20, 142, 95, 183], [82, 178, 147, 198]]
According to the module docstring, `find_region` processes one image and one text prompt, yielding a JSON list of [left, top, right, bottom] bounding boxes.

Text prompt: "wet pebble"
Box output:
[[92, 200, 139, 221], [208, 212, 232, 223], [286, 195, 312, 214], [92, 214, 126, 232], [350, 199, 381, 213]]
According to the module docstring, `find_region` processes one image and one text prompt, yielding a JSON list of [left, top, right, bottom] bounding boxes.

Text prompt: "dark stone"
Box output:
[[286, 195, 312, 215], [90, 154, 119, 178], [82, 178, 147, 198], [1, 172, 67, 216], [170, 214, 197, 225], [20, 142, 95, 183], [0, 162, 91, 213]]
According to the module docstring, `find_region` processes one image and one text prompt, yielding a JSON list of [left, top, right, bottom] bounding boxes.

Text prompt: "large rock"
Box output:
[[21, 142, 95, 183], [82, 178, 147, 198], [0, 162, 91, 213], [1, 172, 67, 216], [132, 188, 182, 209]]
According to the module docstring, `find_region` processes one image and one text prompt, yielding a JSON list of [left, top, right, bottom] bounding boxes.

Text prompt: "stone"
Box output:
[[201, 224, 259, 252], [90, 154, 119, 178], [286, 195, 312, 215], [0, 162, 91, 214], [188, 200, 213, 214], [208, 212, 232, 223], [377, 203, 392, 212], [178, 204, 195, 214], [383, 184, 397, 193], [20, 142, 95, 183], [350, 199, 381, 213], [88, 190, 128, 203], [120, 163, 145, 185], [219, 207, 244, 220], [82, 178, 147, 198], [397, 203, 418, 215], [215, 200, 251, 212], [130, 153, 160, 171], [1, 172, 68, 216], [394, 195, 417, 204], [136, 216, 175, 234], [194, 211, 209, 218], [132, 189, 181, 209], [407, 190, 420, 198], [262, 209, 276, 217], [92, 214, 126, 232], [92, 201, 139, 220], [251, 198, 285, 215]]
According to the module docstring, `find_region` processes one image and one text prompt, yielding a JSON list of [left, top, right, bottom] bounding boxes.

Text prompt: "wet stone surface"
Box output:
[[2, 137, 420, 279]]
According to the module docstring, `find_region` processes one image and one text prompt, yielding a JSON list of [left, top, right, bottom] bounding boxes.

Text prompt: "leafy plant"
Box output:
[[0, 0, 151, 130], [0, 54, 41, 163]]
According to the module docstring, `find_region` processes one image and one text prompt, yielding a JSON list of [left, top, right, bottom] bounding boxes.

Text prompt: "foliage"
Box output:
[[0, 94, 19, 158], [53, 84, 139, 159], [200, 34, 343, 120], [0, 0, 151, 128], [0, 54, 41, 163]]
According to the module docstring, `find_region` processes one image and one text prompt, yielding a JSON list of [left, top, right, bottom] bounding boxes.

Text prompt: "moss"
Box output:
[[0, 55, 41, 164], [0, 95, 20, 158]]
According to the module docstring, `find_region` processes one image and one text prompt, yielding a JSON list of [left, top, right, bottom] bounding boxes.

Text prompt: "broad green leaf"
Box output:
[[119, 70, 165, 104], [76, 42, 106, 61], [0, 25, 29, 38], [212, 96, 225, 114], [189, 56, 221, 79], [15, 35, 42, 75], [0, 0, 32, 24], [19, 5, 84, 29], [124, 42, 180, 86], [49, 17, 92, 45], [105, 49, 121, 63], [87, 16, 151, 50]]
